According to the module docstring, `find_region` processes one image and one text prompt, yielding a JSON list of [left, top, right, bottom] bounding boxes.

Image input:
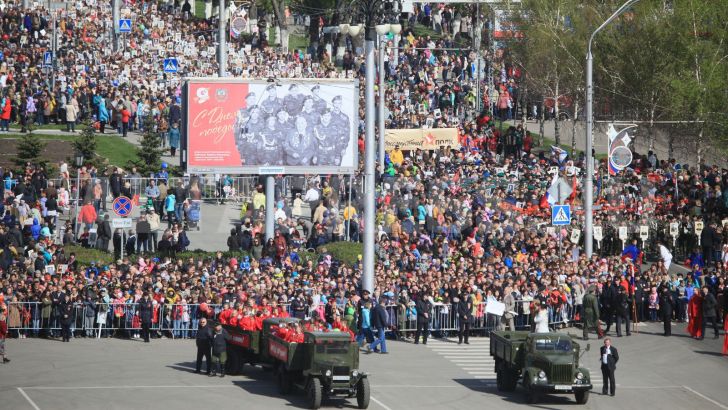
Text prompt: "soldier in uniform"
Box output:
[[258, 116, 282, 165], [260, 84, 283, 118], [283, 84, 305, 116], [299, 97, 319, 134], [310, 85, 327, 113], [313, 110, 341, 166], [275, 110, 294, 139], [329, 96, 351, 163], [240, 107, 266, 165], [285, 116, 314, 165]]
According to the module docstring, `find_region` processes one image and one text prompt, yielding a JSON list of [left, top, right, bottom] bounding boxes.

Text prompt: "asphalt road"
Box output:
[[1, 322, 726, 410]]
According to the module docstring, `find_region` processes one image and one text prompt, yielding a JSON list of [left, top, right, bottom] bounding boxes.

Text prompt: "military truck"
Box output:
[[224, 318, 370, 409], [490, 331, 592, 404]]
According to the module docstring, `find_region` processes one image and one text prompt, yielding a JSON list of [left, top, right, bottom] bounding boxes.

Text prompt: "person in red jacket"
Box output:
[[120, 104, 131, 138], [78, 201, 98, 231], [218, 303, 233, 325], [0, 96, 11, 132], [0, 308, 9, 363]]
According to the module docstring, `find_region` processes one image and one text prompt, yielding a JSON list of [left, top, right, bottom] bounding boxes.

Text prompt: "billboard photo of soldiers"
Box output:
[[232, 83, 353, 168]]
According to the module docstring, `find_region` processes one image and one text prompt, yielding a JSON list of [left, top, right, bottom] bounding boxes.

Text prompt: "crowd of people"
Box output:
[[1, 2, 728, 367]]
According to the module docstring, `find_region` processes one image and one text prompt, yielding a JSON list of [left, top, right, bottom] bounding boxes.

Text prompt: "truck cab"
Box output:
[[491, 331, 592, 404]]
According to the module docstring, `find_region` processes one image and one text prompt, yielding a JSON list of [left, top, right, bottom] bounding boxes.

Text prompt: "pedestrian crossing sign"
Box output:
[[551, 204, 571, 226], [163, 58, 178, 73], [43, 51, 53, 67], [119, 19, 132, 33]]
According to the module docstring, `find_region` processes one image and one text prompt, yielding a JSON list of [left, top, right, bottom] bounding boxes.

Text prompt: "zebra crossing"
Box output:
[[425, 337, 601, 387], [425, 337, 497, 384]]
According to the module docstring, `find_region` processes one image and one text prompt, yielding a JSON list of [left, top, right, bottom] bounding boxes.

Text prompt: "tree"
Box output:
[[72, 123, 98, 166], [130, 115, 165, 175], [512, 0, 588, 146], [14, 131, 46, 168]]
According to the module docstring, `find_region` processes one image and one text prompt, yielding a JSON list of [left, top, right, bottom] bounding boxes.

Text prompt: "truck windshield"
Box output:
[[534, 338, 572, 352], [315, 340, 350, 355]]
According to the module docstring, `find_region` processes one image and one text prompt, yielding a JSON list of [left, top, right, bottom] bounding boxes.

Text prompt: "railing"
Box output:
[[4, 300, 576, 338]]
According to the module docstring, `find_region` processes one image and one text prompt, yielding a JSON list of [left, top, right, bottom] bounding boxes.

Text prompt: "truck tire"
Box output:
[[575, 390, 589, 404], [278, 368, 293, 395], [502, 369, 518, 392], [308, 377, 322, 409], [356, 377, 370, 409], [525, 378, 539, 404]]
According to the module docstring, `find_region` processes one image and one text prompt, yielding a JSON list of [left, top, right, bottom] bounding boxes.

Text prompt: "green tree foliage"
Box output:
[[514, 0, 728, 160], [14, 131, 47, 168], [130, 115, 165, 175]]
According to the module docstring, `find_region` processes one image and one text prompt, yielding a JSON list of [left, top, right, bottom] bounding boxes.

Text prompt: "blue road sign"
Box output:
[[551, 204, 571, 226], [112, 196, 133, 217], [43, 51, 53, 67], [119, 19, 132, 33], [163, 58, 178, 73]]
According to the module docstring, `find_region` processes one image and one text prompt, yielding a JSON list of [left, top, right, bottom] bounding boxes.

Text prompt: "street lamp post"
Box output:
[[363, 25, 376, 294], [74, 154, 84, 242], [218, 0, 226, 77], [376, 23, 402, 170], [585, 0, 641, 257]]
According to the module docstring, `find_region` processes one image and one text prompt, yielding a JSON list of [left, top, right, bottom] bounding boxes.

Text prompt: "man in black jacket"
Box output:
[[700, 286, 719, 339], [195, 318, 212, 374], [660, 287, 673, 336], [600, 337, 619, 396], [456, 293, 472, 345], [369, 298, 389, 354], [97, 215, 112, 252], [614, 286, 631, 337], [109, 168, 123, 199], [137, 293, 153, 343], [602, 281, 618, 334], [210, 323, 228, 377], [414, 292, 432, 345]]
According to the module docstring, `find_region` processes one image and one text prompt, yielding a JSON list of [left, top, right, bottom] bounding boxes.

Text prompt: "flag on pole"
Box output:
[[551, 146, 568, 163]]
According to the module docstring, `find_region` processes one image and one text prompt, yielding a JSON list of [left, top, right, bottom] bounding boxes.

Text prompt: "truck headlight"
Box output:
[[352, 370, 359, 378], [325, 370, 332, 377], [576, 372, 584, 380], [538, 371, 546, 379]]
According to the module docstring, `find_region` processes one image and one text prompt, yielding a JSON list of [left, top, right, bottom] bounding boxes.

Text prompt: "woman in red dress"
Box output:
[[686, 292, 703, 339]]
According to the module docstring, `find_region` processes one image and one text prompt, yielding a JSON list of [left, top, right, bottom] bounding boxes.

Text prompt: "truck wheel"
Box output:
[[356, 377, 370, 409], [525, 379, 539, 404], [308, 377, 322, 409], [501, 369, 517, 392], [497, 371, 504, 391], [278, 369, 293, 395], [575, 390, 589, 404]]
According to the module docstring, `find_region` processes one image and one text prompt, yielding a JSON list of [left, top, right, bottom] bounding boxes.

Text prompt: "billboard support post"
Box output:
[[363, 35, 376, 294], [265, 176, 275, 241], [218, 0, 226, 77]]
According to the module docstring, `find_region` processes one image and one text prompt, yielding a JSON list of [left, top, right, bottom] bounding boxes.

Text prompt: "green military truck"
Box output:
[[225, 318, 370, 409], [490, 331, 592, 404]]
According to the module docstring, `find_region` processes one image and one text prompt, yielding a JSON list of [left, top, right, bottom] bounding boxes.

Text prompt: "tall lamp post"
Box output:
[[74, 153, 84, 241], [585, 0, 641, 257], [375, 23, 402, 170]]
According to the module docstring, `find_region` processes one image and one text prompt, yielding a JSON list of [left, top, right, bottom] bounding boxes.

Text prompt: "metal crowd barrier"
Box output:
[[5, 300, 576, 338]]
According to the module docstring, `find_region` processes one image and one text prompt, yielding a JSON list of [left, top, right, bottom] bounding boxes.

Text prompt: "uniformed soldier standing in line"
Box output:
[[330, 96, 351, 164], [285, 116, 314, 165], [283, 83, 305, 116], [239, 107, 266, 165], [310, 85, 327, 113], [313, 110, 340, 166], [258, 117, 282, 165], [299, 97, 319, 134], [260, 84, 283, 118]]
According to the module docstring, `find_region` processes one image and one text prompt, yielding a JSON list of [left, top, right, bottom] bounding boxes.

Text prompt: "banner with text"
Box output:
[[384, 128, 460, 151]]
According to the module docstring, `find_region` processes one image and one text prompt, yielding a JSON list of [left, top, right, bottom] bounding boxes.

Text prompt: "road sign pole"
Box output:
[[113, 0, 120, 51]]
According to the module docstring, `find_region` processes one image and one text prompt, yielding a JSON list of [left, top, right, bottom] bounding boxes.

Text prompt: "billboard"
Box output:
[[182, 79, 359, 174], [384, 128, 460, 151]]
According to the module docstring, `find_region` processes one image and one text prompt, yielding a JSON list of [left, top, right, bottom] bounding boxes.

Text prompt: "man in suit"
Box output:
[[195, 318, 213, 375], [137, 292, 154, 343], [600, 337, 619, 396]]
